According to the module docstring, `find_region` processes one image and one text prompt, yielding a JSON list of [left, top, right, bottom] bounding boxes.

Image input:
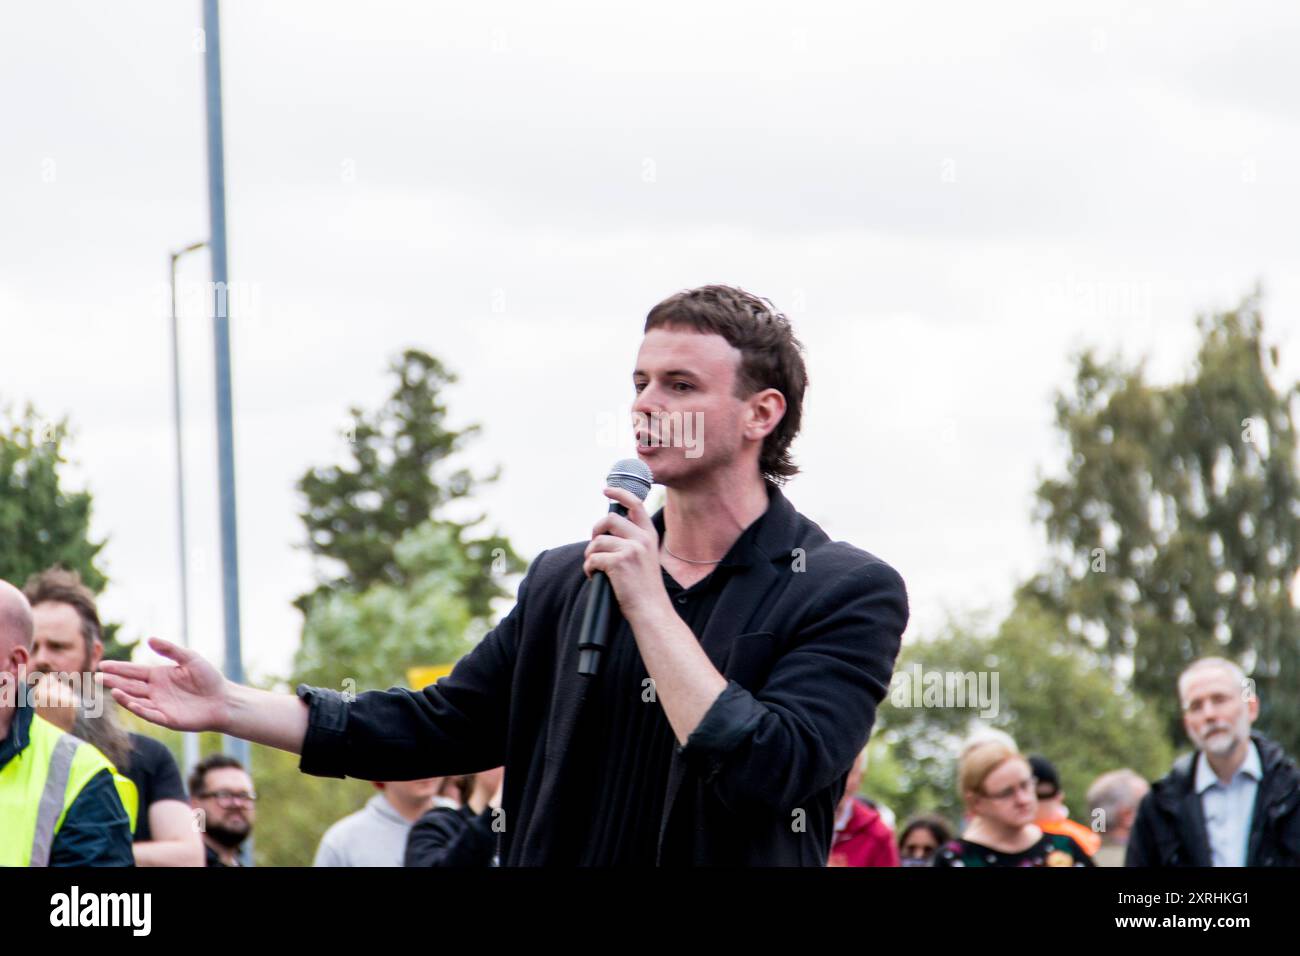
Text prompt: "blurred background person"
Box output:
[[933, 739, 1092, 867], [406, 768, 503, 868], [952, 729, 1018, 834], [1086, 769, 1149, 867], [25, 568, 202, 867], [1029, 753, 1100, 857], [189, 754, 256, 867], [1128, 657, 1300, 866], [314, 777, 448, 866], [897, 813, 953, 867], [0, 579, 133, 866], [828, 747, 898, 867]]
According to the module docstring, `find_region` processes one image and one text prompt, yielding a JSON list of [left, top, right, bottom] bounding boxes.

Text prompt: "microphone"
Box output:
[[577, 458, 654, 677]]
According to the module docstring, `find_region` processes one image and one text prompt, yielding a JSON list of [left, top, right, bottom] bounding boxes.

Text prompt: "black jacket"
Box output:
[[405, 805, 498, 867], [297, 483, 908, 865], [1126, 733, 1300, 867]]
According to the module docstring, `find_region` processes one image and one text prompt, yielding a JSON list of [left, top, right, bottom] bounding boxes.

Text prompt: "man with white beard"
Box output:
[[1127, 657, 1300, 866]]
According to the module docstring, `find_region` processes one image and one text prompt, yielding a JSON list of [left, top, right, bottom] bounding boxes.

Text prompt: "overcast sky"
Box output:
[[2, 1, 1297, 685]]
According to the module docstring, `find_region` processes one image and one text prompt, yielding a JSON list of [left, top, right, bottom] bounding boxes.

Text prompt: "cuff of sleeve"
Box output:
[[296, 684, 349, 779], [676, 680, 765, 783]]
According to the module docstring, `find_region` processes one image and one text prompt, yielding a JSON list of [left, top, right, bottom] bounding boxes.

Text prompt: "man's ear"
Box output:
[[745, 388, 787, 441], [90, 638, 104, 672], [4, 644, 31, 681]]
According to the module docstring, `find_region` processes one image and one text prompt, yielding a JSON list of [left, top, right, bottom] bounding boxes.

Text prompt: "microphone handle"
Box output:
[[577, 502, 630, 676]]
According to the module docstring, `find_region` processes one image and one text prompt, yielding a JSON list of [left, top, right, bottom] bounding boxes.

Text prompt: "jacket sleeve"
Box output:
[[1124, 792, 1157, 867], [297, 551, 545, 782], [48, 768, 136, 867], [677, 557, 908, 814], [404, 806, 498, 867]]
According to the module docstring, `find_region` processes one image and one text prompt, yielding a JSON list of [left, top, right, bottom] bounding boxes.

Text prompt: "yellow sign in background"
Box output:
[[406, 663, 455, 689]]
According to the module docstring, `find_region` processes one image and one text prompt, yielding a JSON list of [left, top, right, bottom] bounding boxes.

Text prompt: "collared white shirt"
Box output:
[[1195, 741, 1262, 867]]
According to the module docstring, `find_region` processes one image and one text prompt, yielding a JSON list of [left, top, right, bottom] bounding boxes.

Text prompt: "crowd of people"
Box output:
[[2, 564, 1295, 867], [833, 655, 1300, 868], [2, 292, 1297, 868]]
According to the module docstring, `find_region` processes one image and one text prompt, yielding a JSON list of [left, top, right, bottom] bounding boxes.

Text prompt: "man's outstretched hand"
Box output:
[[100, 637, 230, 733]]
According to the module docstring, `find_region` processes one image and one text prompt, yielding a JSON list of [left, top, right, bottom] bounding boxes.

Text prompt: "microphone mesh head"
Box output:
[[606, 458, 653, 501]]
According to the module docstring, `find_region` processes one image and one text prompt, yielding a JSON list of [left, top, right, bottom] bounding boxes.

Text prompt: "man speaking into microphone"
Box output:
[[103, 285, 908, 866]]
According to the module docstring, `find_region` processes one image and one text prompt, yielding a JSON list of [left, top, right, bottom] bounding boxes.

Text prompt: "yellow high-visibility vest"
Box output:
[[0, 712, 135, 866]]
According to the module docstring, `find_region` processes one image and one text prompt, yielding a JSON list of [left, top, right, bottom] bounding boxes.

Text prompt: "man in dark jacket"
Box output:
[[103, 285, 909, 866], [406, 768, 501, 867], [1127, 657, 1300, 866]]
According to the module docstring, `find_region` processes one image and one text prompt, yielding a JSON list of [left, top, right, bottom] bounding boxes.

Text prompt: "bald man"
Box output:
[[0, 579, 134, 866]]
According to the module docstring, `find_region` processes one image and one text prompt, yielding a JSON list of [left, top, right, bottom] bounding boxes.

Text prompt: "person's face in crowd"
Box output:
[[30, 601, 100, 680], [193, 767, 256, 849], [972, 757, 1038, 830], [900, 827, 940, 863], [631, 327, 784, 488], [1181, 666, 1257, 759]]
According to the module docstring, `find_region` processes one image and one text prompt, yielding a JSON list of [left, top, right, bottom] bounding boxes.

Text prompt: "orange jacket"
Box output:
[[1037, 815, 1101, 856]]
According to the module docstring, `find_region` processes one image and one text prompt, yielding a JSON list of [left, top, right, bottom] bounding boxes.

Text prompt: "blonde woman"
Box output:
[[933, 739, 1092, 867]]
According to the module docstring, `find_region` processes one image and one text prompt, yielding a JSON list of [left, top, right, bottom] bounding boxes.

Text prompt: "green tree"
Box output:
[[292, 349, 527, 692], [875, 605, 1173, 825], [292, 521, 485, 691], [295, 349, 524, 618], [1020, 292, 1300, 752], [0, 403, 133, 659]]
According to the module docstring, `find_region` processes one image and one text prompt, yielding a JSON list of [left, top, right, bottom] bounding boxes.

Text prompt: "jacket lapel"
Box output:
[[513, 572, 595, 863], [1176, 787, 1213, 866]]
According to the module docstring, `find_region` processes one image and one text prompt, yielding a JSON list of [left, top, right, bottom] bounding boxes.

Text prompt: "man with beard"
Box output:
[[1127, 657, 1300, 866], [25, 568, 203, 867], [189, 754, 256, 866]]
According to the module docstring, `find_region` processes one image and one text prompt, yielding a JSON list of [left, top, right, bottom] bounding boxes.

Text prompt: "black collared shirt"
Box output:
[[567, 502, 770, 865]]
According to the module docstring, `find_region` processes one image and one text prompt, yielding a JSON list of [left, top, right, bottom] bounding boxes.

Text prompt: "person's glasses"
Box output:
[[980, 777, 1035, 801], [200, 790, 258, 807]]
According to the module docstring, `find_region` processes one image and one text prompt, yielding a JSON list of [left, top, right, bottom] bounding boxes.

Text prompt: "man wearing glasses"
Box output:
[[188, 754, 256, 867]]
